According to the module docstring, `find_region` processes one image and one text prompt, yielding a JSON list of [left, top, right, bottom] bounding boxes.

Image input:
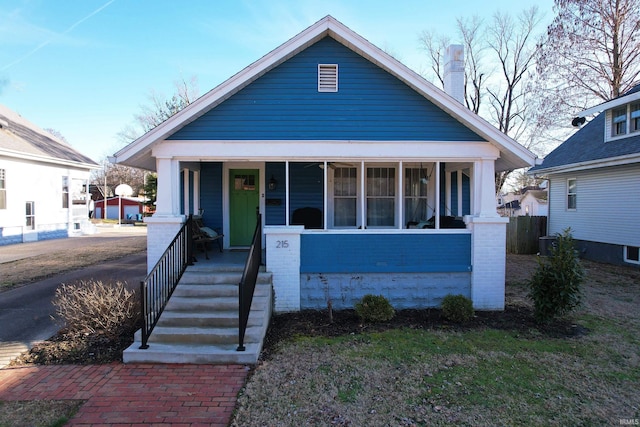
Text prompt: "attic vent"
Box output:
[[318, 64, 338, 92]]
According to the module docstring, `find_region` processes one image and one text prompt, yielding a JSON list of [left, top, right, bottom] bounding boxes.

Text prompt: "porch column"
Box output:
[[154, 157, 181, 217], [144, 156, 185, 273], [466, 216, 509, 310], [265, 226, 303, 312], [473, 159, 499, 217]]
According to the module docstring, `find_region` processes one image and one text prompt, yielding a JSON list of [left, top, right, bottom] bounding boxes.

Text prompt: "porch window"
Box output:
[[631, 103, 640, 132], [333, 167, 357, 226], [366, 167, 395, 227], [26, 201, 35, 230], [567, 178, 577, 210], [0, 168, 5, 209], [404, 167, 429, 224], [612, 107, 627, 136]]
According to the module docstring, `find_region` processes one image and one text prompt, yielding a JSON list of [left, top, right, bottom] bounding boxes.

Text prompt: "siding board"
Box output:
[[300, 233, 472, 273], [169, 38, 485, 142], [200, 162, 223, 230], [548, 164, 640, 246]]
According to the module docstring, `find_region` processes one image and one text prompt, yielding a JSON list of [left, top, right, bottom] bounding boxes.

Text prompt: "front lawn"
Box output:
[[231, 255, 640, 426]]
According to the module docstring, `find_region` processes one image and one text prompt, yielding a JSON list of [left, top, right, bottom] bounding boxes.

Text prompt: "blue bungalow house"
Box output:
[[113, 16, 537, 313]]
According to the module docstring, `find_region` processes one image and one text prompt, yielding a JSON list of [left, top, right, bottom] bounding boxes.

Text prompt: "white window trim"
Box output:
[[624, 246, 640, 265], [0, 168, 6, 210], [328, 164, 360, 228], [567, 178, 577, 211], [318, 64, 338, 92], [607, 103, 640, 142], [365, 164, 397, 228]]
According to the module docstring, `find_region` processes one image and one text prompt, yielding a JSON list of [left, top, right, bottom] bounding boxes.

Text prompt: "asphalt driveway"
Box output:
[[0, 226, 148, 367]]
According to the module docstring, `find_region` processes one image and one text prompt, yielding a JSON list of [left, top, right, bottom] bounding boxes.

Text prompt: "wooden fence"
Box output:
[[506, 216, 547, 254]]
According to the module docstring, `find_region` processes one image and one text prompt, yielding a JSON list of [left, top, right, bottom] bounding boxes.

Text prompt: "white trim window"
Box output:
[[366, 167, 395, 227], [625, 246, 640, 264], [0, 168, 5, 210], [612, 107, 627, 136], [62, 176, 69, 209], [631, 102, 640, 133], [567, 178, 577, 210], [26, 201, 35, 230], [333, 167, 357, 227]]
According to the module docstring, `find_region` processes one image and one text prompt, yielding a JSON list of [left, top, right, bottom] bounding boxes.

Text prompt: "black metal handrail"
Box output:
[[139, 215, 194, 349], [237, 214, 262, 351]]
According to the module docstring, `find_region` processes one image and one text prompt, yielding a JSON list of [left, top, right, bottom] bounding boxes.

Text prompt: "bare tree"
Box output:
[[538, 0, 640, 110], [91, 75, 200, 202], [420, 7, 546, 193], [117, 75, 200, 144], [418, 30, 451, 88], [457, 16, 486, 114]]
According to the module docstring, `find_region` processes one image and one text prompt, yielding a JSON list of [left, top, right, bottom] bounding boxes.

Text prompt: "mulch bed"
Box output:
[[260, 305, 588, 360]]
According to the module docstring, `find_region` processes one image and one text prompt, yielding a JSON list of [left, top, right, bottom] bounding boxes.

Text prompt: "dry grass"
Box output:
[[232, 255, 640, 426], [0, 235, 146, 291], [0, 400, 83, 427]]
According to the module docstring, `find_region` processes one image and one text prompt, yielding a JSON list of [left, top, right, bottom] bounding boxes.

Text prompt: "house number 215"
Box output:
[[276, 240, 289, 249]]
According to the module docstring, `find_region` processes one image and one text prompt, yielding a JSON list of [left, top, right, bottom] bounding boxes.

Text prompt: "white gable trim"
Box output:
[[114, 16, 536, 172], [579, 91, 640, 117]]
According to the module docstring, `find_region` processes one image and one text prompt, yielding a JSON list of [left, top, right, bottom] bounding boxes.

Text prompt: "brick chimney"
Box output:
[[444, 44, 464, 104]]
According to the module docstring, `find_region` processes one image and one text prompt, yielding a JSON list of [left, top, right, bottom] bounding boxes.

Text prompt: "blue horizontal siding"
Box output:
[[300, 233, 471, 273], [169, 37, 484, 142], [200, 162, 223, 230]]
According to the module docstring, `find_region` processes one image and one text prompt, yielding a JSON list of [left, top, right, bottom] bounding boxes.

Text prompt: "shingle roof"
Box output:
[[0, 104, 98, 166], [531, 84, 640, 173]]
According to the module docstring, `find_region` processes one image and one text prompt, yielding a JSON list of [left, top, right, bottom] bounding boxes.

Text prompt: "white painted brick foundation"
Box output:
[[264, 226, 303, 312], [465, 216, 509, 310], [144, 215, 185, 274]]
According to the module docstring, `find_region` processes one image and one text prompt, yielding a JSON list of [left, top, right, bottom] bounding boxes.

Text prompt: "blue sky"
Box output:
[[0, 0, 553, 164]]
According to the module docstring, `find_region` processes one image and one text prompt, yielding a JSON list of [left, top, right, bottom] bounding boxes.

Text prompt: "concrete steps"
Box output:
[[124, 266, 272, 365]]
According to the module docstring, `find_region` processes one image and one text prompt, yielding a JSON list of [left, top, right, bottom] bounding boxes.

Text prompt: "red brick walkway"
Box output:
[[0, 363, 249, 426]]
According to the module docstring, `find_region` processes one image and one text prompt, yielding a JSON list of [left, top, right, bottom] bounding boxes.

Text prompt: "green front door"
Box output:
[[229, 169, 260, 246]]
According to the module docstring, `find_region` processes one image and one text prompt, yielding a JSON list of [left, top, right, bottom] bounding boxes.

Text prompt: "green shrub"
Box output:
[[53, 280, 140, 340], [441, 294, 474, 322], [528, 228, 584, 323], [355, 294, 395, 323]]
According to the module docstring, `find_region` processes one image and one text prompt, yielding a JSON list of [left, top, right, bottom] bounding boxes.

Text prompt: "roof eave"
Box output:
[[528, 152, 640, 175], [0, 147, 100, 170]]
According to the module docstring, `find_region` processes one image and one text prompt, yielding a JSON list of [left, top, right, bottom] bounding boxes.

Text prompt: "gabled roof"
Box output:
[[0, 104, 98, 169], [531, 84, 640, 174], [113, 15, 537, 172]]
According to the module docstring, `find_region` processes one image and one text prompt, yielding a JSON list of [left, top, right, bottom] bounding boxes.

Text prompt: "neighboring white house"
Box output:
[[497, 187, 548, 217], [530, 84, 640, 266], [0, 105, 99, 245], [113, 16, 538, 310]]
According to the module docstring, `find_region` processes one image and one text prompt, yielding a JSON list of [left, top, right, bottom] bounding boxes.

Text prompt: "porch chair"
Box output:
[[192, 216, 223, 260]]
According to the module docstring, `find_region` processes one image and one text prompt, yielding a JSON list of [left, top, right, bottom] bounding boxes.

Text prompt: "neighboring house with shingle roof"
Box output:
[[530, 84, 640, 266], [0, 104, 99, 245]]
